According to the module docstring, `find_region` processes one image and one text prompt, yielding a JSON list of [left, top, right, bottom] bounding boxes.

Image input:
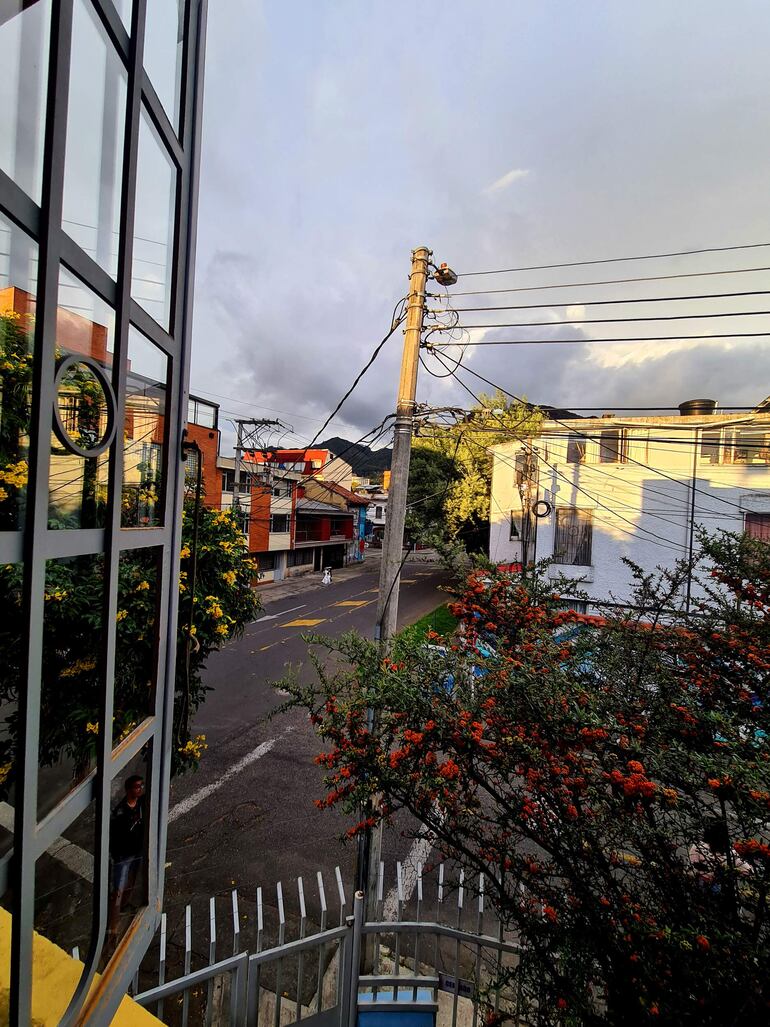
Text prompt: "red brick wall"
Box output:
[[248, 486, 271, 552], [186, 422, 222, 508]]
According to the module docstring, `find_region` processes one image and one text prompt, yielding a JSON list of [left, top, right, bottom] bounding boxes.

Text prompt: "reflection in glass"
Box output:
[[38, 555, 104, 819], [33, 799, 95, 1014], [114, 548, 161, 745], [144, 0, 185, 129], [62, 0, 128, 278], [0, 563, 22, 858], [131, 109, 176, 330], [123, 329, 168, 527], [49, 268, 114, 529], [0, 214, 37, 531], [54, 360, 113, 456], [0, 1, 51, 203], [105, 750, 149, 963]]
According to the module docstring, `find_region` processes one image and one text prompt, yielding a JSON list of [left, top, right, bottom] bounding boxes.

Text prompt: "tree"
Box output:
[[405, 445, 460, 541], [0, 310, 33, 530], [0, 493, 260, 795], [282, 532, 770, 1025], [412, 390, 540, 553]]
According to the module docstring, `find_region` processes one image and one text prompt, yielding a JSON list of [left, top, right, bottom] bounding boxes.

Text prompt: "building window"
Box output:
[[272, 483, 291, 497], [187, 397, 217, 429], [270, 513, 290, 533], [745, 513, 770, 541], [509, 511, 521, 539], [222, 468, 235, 492], [375, 506, 383, 519], [728, 428, 770, 466], [288, 548, 313, 567], [554, 508, 593, 566], [598, 429, 625, 463], [701, 430, 721, 464], [254, 551, 277, 571], [566, 437, 586, 464]]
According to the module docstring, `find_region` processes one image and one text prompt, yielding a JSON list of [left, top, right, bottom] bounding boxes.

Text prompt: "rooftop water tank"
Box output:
[[678, 399, 717, 416]]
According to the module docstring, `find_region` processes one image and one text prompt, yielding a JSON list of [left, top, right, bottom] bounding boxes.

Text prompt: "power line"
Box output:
[[447, 355, 757, 512], [455, 241, 770, 278], [433, 310, 770, 331], [443, 265, 770, 298], [441, 288, 770, 314], [427, 331, 770, 347]]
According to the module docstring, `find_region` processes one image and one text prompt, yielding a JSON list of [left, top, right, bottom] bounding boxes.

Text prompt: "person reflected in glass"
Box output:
[[108, 774, 145, 944]]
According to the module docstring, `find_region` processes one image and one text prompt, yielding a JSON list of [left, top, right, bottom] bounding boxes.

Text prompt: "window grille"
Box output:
[[554, 508, 593, 565], [745, 513, 770, 541]]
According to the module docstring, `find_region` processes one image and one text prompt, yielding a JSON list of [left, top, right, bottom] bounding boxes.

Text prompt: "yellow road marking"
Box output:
[[364, 588, 379, 594], [259, 644, 275, 651], [281, 618, 326, 627], [400, 579, 416, 584], [334, 600, 369, 607]]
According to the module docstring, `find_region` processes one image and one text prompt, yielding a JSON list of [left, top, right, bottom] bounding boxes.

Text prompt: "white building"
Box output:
[[489, 400, 770, 609]]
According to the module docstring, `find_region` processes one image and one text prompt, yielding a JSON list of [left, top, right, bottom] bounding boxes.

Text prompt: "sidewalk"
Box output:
[[256, 551, 382, 606], [255, 549, 441, 607]]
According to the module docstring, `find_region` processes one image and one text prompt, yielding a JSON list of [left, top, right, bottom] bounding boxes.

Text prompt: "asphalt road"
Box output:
[[162, 560, 450, 953]]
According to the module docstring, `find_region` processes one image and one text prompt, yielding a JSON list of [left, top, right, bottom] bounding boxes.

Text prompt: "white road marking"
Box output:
[[0, 801, 94, 882], [382, 833, 434, 920], [253, 604, 306, 624], [168, 728, 293, 823]]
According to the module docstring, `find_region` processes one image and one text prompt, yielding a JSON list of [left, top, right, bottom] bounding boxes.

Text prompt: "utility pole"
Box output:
[[374, 246, 432, 643], [231, 418, 287, 534]]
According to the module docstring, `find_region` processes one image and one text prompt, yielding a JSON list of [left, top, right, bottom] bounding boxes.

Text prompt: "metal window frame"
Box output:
[[0, 0, 208, 1022]]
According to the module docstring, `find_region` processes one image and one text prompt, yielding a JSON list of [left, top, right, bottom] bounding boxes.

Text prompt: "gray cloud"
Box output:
[[189, 1, 770, 449]]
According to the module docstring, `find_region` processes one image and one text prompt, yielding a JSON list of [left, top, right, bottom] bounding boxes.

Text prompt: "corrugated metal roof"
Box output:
[[296, 498, 347, 514]]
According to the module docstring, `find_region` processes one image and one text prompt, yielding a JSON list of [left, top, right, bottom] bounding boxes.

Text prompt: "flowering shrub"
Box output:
[[282, 532, 770, 1024], [0, 500, 260, 788]]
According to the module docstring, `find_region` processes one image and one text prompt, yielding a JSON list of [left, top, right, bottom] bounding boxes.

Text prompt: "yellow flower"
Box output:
[[135, 580, 150, 592], [0, 460, 28, 489], [85, 722, 99, 735], [177, 733, 208, 759], [0, 487, 7, 503], [180, 545, 191, 560], [214, 623, 229, 637], [116, 609, 128, 622], [44, 589, 68, 602], [189, 624, 197, 636], [60, 658, 97, 679], [0, 763, 12, 786], [222, 570, 236, 586]]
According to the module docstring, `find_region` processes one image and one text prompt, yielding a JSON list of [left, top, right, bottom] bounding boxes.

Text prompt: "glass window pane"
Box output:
[[123, 328, 168, 527], [114, 548, 161, 745], [131, 108, 176, 330], [106, 750, 150, 956], [33, 798, 96, 1012], [38, 554, 104, 819], [49, 268, 115, 530], [0, 214, 37, 531], [0, 562, 22, 858], [62, 0, 128, 278], [0, 1, 51, 203], [114, 0, 134, 30], [144, 0, 185, 130]]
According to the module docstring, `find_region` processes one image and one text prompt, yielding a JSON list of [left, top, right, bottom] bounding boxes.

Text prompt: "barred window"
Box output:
[[554, 508, 593, 566], [566, 437, 586, 464], [746, 513, 770, 541], [270, 513, 290, 533]]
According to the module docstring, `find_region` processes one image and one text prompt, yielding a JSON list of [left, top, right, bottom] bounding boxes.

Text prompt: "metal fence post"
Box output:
[[345, 891, 365, 1027]]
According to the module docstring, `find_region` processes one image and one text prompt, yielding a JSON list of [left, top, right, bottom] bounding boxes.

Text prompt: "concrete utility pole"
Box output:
[[374, 246, 432, 642]]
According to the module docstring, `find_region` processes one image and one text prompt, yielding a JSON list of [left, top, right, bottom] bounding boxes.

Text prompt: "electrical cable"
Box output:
[[427, 331, 770, 347], [432, 310, 770, 331], [455, 241, 770, 278], [447, 355, 759, 512], [440, 289, 770, 315], [444, 265, 770, 298]]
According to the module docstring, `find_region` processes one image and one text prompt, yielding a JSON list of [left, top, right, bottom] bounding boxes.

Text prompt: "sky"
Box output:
[[190, 0, 770, 454]]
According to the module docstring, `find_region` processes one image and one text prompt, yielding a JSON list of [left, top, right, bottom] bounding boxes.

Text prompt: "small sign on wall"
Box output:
[[438, 972, 475, 999]]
